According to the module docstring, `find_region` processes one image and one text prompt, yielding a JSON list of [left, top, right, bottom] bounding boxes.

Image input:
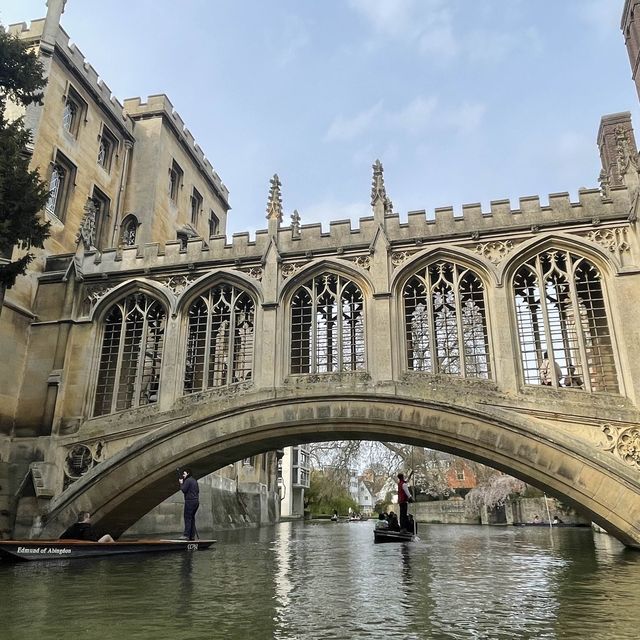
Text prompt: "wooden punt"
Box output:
[[0, 539, 216, 563], [373, 529, 415, 543]]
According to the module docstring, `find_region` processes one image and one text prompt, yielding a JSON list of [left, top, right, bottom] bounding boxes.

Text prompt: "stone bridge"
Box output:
[[3, 149, 640, 547], [38, 383, 640, 547]]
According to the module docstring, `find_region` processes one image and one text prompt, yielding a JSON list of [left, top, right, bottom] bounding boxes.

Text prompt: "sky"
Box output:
[[1, 0, 638, 237]]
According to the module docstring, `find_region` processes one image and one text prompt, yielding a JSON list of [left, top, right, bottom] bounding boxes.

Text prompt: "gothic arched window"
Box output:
[[290, 273, 365, 374], [513, 250, 617, 392], [94, 293, 166, 416], [183, 284, 255, 393], [404, 262, 490, 378], [120, 215, 138, 247]]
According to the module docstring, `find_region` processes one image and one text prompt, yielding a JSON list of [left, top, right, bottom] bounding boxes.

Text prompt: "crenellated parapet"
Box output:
[[50, 181, 634, 280], [9, 20, 134, 138], [123, 95, 229, 204]]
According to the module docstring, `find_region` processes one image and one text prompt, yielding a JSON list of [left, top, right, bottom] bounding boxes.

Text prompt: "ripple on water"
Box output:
[[2, 523, 640, 639]]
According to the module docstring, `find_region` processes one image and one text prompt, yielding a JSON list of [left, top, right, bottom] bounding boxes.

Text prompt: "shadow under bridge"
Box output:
[[40, 392, 640, 548]]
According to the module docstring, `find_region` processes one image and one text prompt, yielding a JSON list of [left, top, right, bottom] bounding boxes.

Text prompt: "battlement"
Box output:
[[8, 19, 45, 40], [9, 20, 134, 136], [72, 183, 632, 278], [123, 95, 229, 202]]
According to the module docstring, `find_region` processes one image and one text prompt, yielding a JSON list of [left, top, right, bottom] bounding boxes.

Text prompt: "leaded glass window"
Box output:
[[513, 250, 617, 392], [45, 166, 65, 216], [183, 284, 255, 393], [62, 98, 78, 134], [404, 262, 490, 378], [94, 293, 166, 416], [121, 215, 138, 247], [290, 273, 365, 374]]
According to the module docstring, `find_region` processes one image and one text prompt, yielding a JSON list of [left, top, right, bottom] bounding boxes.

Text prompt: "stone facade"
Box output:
[[2, 2, 640, 547]]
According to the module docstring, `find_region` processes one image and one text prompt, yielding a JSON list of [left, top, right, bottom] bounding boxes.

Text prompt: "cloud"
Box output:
[[276, 15, 311, 67], [348, 0, 458, 59], [325, 101, 384, 141], [442, 102, 487, 135], [391, 96, 439, 133], [325, 96, 485, 142]]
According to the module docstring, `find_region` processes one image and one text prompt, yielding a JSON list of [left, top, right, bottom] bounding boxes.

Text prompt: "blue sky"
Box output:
[[2, 0, 637, 236]]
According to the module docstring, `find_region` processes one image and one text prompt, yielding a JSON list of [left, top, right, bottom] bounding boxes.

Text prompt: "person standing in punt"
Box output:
[[397, 473, 414, 531], [179, 468, 200, 540]]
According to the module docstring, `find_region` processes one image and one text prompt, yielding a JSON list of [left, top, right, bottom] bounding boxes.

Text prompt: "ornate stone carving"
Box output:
[[281, 262, 305, 279], [63, 440, 106, 488], [599, 169, 610, 198], [474, 240, 514, 265], [81, 283, 116, 316], [291, 209, 301, 237], [587, 227, 630, 254], [285, 371, 371, 385], [239, 266, 263, 281], [76, 198, 97, 250], [371, 159, 393, 214], [157, 274, 198, 295], [599, 424, 640, 469], [614, 124, 639, 182], [349, 255, 372, 271], [266, 174, 283, 222], [391, 250, 418, 268]]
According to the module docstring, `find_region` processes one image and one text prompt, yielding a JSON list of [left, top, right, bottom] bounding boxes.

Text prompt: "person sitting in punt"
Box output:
[[552, 515, 564, 525], [386, 512, 401, 532], [531, 514, 541, 524], [375, 513, 389, 529], [59, 512, 115, 543]]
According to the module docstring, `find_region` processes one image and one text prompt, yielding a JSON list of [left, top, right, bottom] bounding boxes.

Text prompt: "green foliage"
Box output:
[[0, 27, 50, 289], [306, 469, 358, 516]]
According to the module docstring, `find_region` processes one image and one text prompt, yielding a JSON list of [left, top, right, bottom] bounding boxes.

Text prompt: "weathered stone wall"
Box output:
[[401, 497, 590, 526], [124, 476, 279, 537]]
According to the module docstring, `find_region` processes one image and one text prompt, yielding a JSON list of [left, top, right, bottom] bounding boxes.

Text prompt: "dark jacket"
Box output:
[[181, 475, 199, 502], [59, 522, 99, 541]]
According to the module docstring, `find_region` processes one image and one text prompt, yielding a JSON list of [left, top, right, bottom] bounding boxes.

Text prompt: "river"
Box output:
[[2, 521, 640, 639]]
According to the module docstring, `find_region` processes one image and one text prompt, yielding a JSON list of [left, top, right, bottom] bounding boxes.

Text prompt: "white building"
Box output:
[[357, 479, 376, 515], [279, 445, 310, 518]]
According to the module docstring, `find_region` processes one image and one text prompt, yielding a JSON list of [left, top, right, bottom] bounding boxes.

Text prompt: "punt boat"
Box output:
[[0, 539, 215, 562], [373, 529, 415, 543]]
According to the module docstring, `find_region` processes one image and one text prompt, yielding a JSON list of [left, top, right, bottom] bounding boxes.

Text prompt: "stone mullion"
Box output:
[[132, 308, 149, 407], [111, 304, 127, 414], [227, 290, 238, 385], [568, 260, 593, 393], [536, 256, 560, 386], [203, 295, 213, 391], [454, 266, 467, 378], [427, 274, 439, 374]]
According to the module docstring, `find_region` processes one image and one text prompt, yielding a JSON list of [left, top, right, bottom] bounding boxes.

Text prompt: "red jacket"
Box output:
[[398, 480, 410, 504]]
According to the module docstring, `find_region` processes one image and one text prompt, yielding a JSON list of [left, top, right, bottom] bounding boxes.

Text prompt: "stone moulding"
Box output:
[[473, 240, 515, 265], [586, 227, 630, 254], [285, 371, 372, 385], [600, 424, 640, 469], [281, 262, 306, 279], [391, 250, 420, 268]]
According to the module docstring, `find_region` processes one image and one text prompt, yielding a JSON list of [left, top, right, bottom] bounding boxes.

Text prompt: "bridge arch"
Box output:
[[39, 391, 640, 548]]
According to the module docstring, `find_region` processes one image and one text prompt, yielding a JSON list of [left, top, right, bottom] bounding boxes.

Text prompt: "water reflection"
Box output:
[[2, 523, 640, 639]]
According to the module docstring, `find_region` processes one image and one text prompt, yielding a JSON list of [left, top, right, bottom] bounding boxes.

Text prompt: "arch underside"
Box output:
[[41, 394, 640, 548]]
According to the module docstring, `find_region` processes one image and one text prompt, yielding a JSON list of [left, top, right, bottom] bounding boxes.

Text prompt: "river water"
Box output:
[[2, 521, 640, 640]]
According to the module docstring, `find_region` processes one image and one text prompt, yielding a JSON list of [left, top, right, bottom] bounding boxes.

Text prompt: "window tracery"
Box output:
[[513, 250, 617, 392], [403, 262, 490, 378], [94, 293, 166, 416], [120, 215, 138, 246], [290, 273, 365, 374], [183, 284, 255, 393]]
